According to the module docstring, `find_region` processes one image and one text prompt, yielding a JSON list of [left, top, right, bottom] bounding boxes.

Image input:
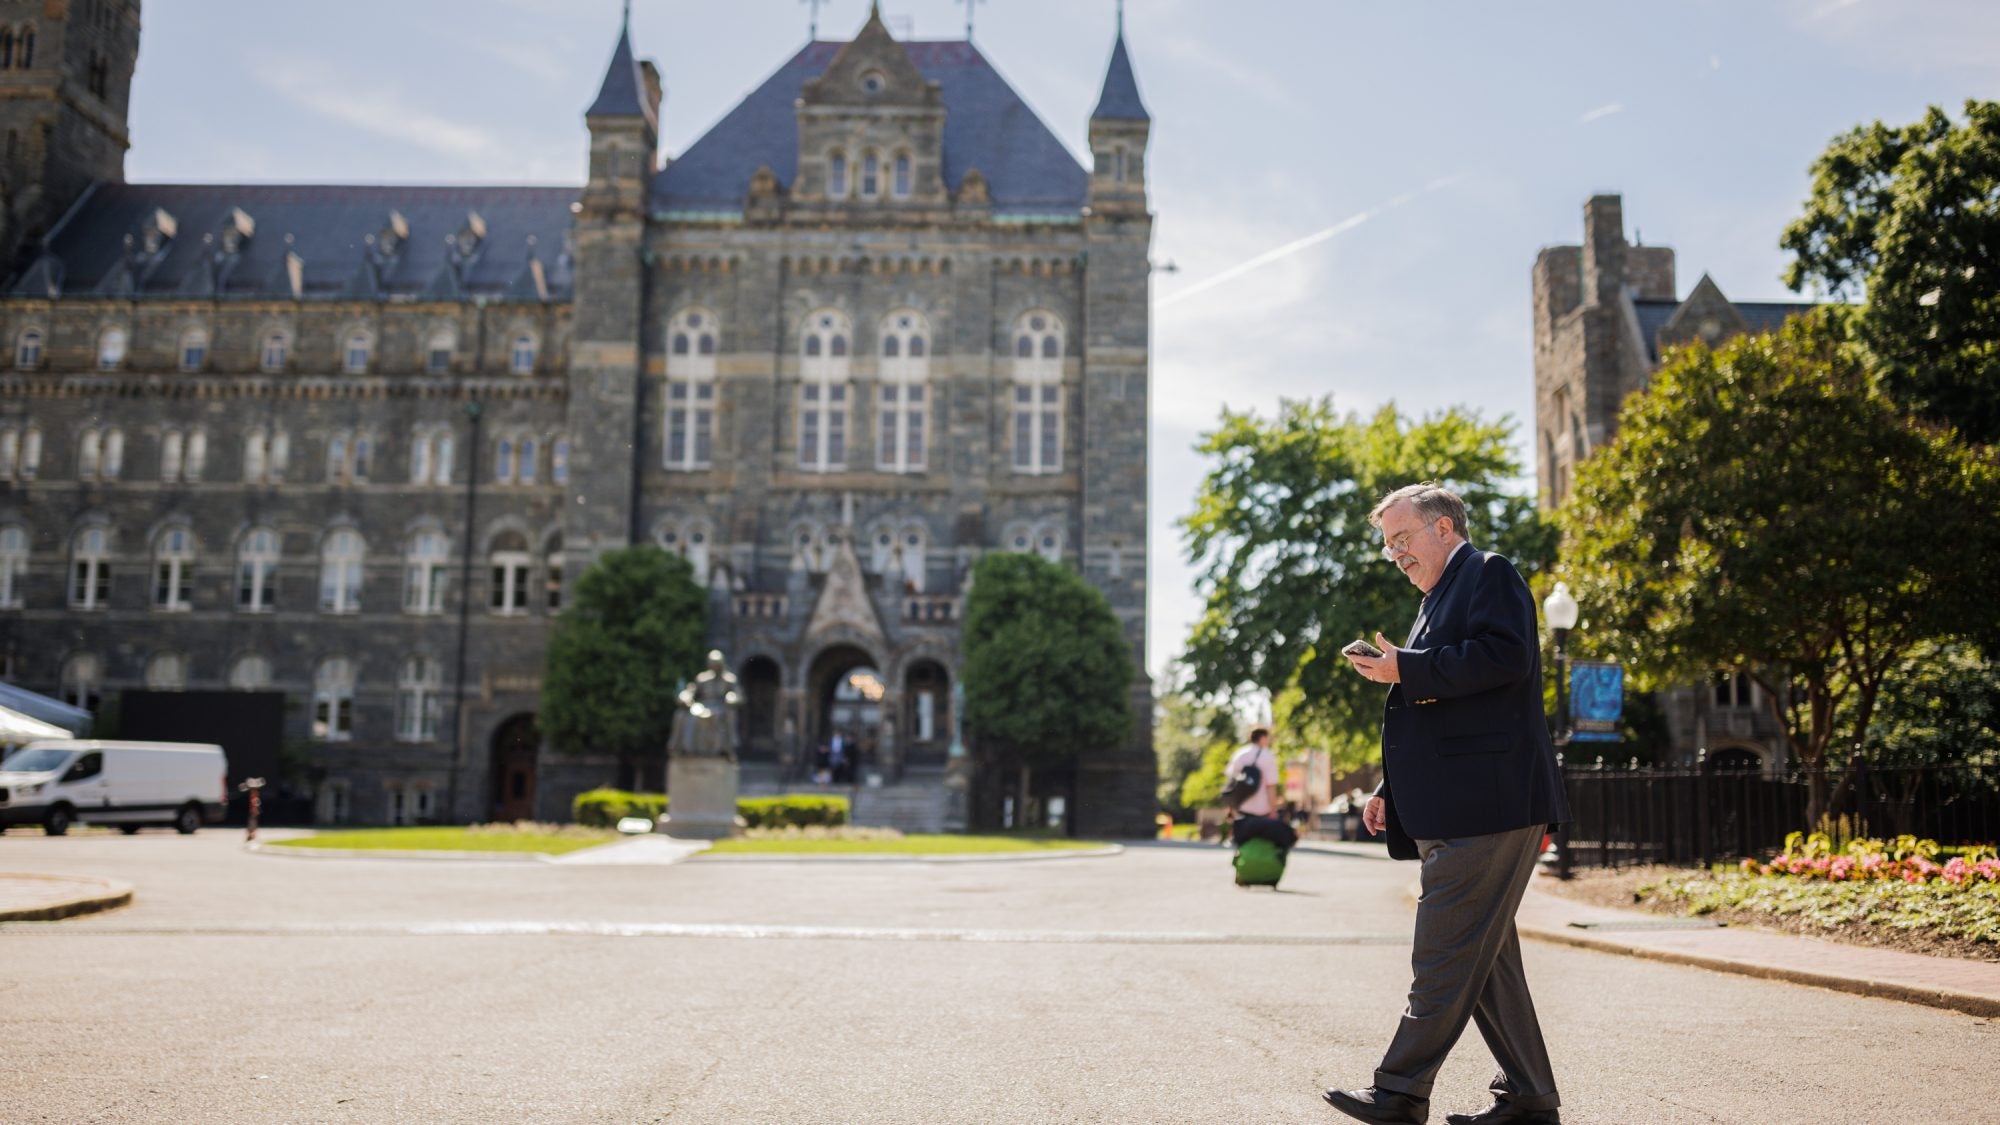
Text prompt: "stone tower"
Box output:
[[0, 0, 139, 273]]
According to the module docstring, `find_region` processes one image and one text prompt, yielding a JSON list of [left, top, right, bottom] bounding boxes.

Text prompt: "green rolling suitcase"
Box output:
[[1233, 836, 1287, 887]]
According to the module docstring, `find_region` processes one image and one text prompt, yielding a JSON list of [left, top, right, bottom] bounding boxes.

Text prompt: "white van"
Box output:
[[0, 740, 229, 836]]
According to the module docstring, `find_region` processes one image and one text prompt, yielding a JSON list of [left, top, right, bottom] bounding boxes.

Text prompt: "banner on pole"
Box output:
[[1568, 661, 1623, 743]]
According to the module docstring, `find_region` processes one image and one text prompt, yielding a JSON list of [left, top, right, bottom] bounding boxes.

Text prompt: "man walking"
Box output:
[[1226, 724, 1281, 821], [1325, 483, 1570, 1125]]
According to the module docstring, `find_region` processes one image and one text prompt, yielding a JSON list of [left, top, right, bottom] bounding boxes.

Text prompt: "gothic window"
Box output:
[[326, 432, 348, 484], [242, 427, 288, 484], [0, 523, 24, 607], [829, 151, 849, 198], [550, 437, 570, 485], [145, 652, 186, 691], [861, 151, 880, 199], [509, 332, 537, 375], [237, 528, 278, 612], [900, 525, 928, 593], [96, 327, 126, 370], [1035, 525, 1063, 564], [229, 654, 271, 691], [876, 310, 929, 472], [403, 530, 449, 615], [342, 330, 373, 375], [176, 429, 205, 481], [494, 436, 513, 484], [893, 152, 912, 199], [425, 329, 455, 374], [488, 531, 531, 614], [517, 436, 536, 484], [319, 529, 364, 614], [78, 426, 123, 481], [153, 527, 194, 610], [179, 328, 208, 372], [15, 327, 42, 369], [1714, 672, 1755, 709], [312, 658, 355, 741], [61, 654, 102, 712], [799, 311, 850, 471], [395, 656, 443, 742], [1113, 146, 1128, 184], [1011, 311, 1064, 474], [160, 429, 184, 482], [545, 534, 565, 612], [666, 308, 717, 471], [0, 424, 35, 480], [20, 25, 33, 69], [260, 329, 290, 373], [70, 526, 110, 609], [0, 428, 13, 481], [2, 28, 15, 69], [410, 426, 455, 486]]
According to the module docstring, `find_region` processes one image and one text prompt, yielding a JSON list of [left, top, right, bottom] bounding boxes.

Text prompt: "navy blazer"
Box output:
[[1377, 543, 1570, 860]]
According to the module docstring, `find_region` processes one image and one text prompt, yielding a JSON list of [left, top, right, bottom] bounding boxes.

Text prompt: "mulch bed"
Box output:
[[1536, 865, 2000, 963]]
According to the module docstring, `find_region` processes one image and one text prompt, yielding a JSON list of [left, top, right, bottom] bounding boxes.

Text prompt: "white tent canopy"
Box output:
[[0, 703, 69, 745]]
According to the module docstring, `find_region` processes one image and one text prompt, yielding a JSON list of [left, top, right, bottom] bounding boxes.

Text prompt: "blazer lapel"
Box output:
[[1406, 543, 1475, 646]]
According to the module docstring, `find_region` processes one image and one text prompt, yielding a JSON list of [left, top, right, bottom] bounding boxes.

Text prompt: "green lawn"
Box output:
[[703, 833, 1109, 856], [269, 825, 619, 856]]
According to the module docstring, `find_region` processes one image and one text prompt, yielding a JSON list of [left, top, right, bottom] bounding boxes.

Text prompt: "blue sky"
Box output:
[[129, 0, 2000, 680]]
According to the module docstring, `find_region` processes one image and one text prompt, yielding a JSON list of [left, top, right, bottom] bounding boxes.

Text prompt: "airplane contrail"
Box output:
[[1157, 175, 1464, 308]]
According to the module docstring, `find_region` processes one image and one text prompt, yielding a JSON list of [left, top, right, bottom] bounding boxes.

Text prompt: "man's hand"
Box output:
[[1363, 795, 1386, 836], [1345, 632, 1402, 684]]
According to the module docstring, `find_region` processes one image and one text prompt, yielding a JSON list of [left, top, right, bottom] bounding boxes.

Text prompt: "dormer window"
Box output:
[[178, 329, 207, 372], [425, 330, 455, 374], [860, 70, 886, 95], [97, 328, 126, 370], [260, 330, 289, 373]]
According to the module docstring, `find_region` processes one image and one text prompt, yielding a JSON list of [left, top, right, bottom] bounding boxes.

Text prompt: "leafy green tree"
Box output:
[[961, 552, 1135, 819], [540, 546, 709, 790], [1153, 687, 1233, 818], [1180, 398, 1555, 756], [1178, 740, 1236, 812], [1558, 314, 2000, 822], [1862, 641, 2000, 772], [1782, 100, 2000, 444]]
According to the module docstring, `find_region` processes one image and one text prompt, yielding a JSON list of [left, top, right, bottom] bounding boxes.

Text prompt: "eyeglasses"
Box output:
[[1381, 525, 1432, 561]]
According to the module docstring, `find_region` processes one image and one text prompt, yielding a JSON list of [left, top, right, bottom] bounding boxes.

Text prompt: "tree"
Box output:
[[961, 552, 1134, 825], [1153, 686, 1234, 819], [1558, 313, 2000, 822], [1782, 100, 2000, 444], [1180, 398, 1555, 756], [540, 546, 709, 790]]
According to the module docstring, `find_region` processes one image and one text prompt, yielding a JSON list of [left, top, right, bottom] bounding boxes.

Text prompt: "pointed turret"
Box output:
[[1088, 20, 1150, 218], [1091, 28, 1150, 122], [582, 14, 661, 218]]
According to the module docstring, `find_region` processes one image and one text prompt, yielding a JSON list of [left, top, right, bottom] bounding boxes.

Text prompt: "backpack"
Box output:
[[1219, 760, 1262, 809]]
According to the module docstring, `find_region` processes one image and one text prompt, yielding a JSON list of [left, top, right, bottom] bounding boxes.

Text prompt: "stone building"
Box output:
[[1532, 194, 1814, 770], [0, 2, 1158, 834]]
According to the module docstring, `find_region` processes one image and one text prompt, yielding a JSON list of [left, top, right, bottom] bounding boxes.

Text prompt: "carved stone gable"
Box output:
[[806, 534, 887, 643], [801, 10, 940, 110], [1659, 273, 1750, 351]]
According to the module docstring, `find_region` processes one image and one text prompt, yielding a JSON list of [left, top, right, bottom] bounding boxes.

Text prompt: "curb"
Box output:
[[249, 841, 561, 863], [690, 844, 1125, 864], [0, 874, 134, 922]]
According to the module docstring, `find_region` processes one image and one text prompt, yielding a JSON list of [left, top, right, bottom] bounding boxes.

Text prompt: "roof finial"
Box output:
[[958, 0, 986, 39], [1117, 0, 1124, 35], [622, 0, 631, 27], [802, 0, 826, 38]]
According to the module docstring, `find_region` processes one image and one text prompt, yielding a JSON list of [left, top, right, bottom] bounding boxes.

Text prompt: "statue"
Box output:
[[668, 650, 742, 761]]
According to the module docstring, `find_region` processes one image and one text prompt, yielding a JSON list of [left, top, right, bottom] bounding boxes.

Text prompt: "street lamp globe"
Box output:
[[1543, 582, 1579, 632]]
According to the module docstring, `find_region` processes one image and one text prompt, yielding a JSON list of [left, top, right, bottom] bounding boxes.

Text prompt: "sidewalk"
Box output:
[[0, 872, 132, 921]]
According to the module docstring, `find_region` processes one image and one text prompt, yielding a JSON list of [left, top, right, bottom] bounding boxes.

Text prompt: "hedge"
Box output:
[[572, 788, 849, 830]]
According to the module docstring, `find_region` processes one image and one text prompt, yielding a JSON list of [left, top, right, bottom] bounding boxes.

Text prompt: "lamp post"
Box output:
[[1542, 581, 1579, 880]]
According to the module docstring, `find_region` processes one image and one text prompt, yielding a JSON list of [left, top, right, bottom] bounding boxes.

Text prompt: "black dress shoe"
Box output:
[[1323, 1086, 1428, 1124], [1443, 1100, 1561, 1125]]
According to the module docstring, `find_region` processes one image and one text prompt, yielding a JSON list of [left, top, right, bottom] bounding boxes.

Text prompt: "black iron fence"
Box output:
[[1558, 762, 2000, 872]]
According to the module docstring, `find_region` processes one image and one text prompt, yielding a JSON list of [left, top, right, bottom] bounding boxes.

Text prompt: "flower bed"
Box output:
[[1742, 831, 2000, 886]]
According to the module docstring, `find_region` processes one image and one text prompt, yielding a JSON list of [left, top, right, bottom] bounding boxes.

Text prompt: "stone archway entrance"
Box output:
[[490, 713, 540, 822], [807, 645, 883, 785]]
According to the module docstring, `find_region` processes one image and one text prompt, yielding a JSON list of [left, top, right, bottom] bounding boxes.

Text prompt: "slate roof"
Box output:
[[1091, 33, 1149, 122], [654, 39, 1088, 214], [1632, 298, 1819, 362], [586, 23, 656, 128], [22, 183, 577, 300]]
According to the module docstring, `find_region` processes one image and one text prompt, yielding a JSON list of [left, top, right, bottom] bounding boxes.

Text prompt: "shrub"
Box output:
[[571, 789, 849, 830], [572, 788, 667, 828]]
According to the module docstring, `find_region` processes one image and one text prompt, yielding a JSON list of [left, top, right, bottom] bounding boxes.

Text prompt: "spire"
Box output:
[[1091, 24, 1149, 122], [586, 17, 656, 129]]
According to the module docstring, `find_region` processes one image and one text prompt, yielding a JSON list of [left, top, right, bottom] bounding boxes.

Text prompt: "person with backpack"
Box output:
[[1224, 725, 1280, 819], [1224, 725, 1296, 884]]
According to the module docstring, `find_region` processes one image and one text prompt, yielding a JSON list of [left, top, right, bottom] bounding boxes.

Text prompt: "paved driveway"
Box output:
[[0, 832, 1992, 1123]]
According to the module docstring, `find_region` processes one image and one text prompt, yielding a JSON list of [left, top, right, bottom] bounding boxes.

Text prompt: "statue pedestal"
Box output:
[[657, 755, 744, 839]]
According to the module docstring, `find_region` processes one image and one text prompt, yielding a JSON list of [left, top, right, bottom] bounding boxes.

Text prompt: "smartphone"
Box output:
[[1341, 639, 1385, 659]]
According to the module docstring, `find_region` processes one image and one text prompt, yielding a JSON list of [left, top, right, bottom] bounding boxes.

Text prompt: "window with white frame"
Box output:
[[517, 436, 536, 484], [410, 426, 454, 486], [96, 327, 126, 370], [179, 328, 207, 372], [153, 527, 194, 610], [1714, 672, 1756, 709], [861, 151, 880, 198], [145, 652, 186, 690], [657, 520, 712, 584], [509, 333, 537, 375], [489, 532, 531, 614], [0, 424, 38, 481], [0, 428, 12, 481], [790, 524, 831, 573], [395, 655, 443, 741], [237, 528, 278, 612], [15, 327, 43, 369], [494, 436, 513, 484], [70, 526, 110, 608], [425, 329, 455, 374], [326, 432, 348, 483], [876, 311, 929, 472], [1034, 524, 1064, 564], [342, 330, 372, 375], [229, 654, 271, 691], [0, 523, 24, 607], [551, 437, 570, 485], [404, 530, 449, 614], [260, 329, 290, 373], [325, 430, 371, 485], [243, 427, 288, 484], [666, 308, 718, 471], [900, 524, 928, 592], [183, 429, 205, 481], [312, 657, 355, 741], [78, 425, 122, 481], [61, 653, 102, 712], [829, 151, 848, 198], [545, 535, 565, 612], [1011, 312, 1064, 474], [893, 152, 912, 199], [160, 429, 183, 482], [319, 529, 364, 613], [798, 311, 850, 471]]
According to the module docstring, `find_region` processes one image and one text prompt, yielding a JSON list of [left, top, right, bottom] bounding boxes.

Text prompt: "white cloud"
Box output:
[[1579, 102, 1625, 124], [252, 59, 505, 164]]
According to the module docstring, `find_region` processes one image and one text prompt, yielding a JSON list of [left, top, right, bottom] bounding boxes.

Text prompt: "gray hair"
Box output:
[[1368, 481, 1469, 539]]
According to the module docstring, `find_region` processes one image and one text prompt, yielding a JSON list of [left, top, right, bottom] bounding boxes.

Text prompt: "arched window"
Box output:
[[798, 311, 851, 471], [876, 310, 929, 472], [396, 656, 443, 741], [489, 531, 531, 614], [260, 329, 289, 373], [101, 427, 123, 479], [425, 329, 455, 374], [0, 427, 14, 481], [509, 332, 537, 375], [61, 654, 102, 712], [19, 25, 33, 69], [96, 327, 126, 370], [1035, 524, 1064, 564], [3, 28, 18, 70], [160, 429, 184, 483], [237, 528, 278, 612], [666, 308, 718, 471], [861, 151, 880, 198], [404, 530, 449, 614], [70, 526, 110, 609], [657, 519, 711, 584], [899, 524, 928, 593], [153, 526, 194, 610], [550, 437, 571, 485], [0, 523, 26, 607], [184, 429, 206, 481], [545, 534, 565, 611], [240, 427, 286, 484], [829, 151, 848, 198], [517, 436, 537, 484], [326, 432, 349, 484], [179, 328, 207, 372], [229, 654, 271, 691], [493, 436, 514, 483], [312, 658, 355, 741], [342, 330, 372, 374], [145, 652, 186, 691], [893, 152, 912, 199], [319, 530, 364, 614], [79, 427, 101, 480], [15, 327, 43, 369], [1012, 312, 1064, 474]]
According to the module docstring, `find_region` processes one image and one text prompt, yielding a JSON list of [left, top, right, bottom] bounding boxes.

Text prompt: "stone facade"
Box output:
[[0, 5, 1158, 834], [1532, 194, 1814, 770]]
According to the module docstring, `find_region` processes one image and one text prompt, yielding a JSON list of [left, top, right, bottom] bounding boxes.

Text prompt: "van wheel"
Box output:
[[44, 806, 73, 836], [119, 825, 141, 835], [174, 804, 202, 835]]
